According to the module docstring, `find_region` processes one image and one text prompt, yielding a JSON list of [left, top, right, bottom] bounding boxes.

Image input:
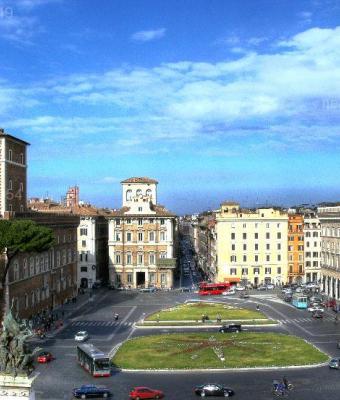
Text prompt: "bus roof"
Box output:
[[199, 282, 229, 287], [77, 343, 108, 360]]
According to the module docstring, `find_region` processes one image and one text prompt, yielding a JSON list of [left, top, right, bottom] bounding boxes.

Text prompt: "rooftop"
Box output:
[[121, 177, 158, 184], [0, 128, 30, 145]]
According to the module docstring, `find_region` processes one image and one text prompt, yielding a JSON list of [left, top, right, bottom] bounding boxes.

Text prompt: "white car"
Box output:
[[222, 289, 236, 295], [308, 305, 324, 313], [74, 331, 89, 342], [235, 286, 246, 291], [266, 284, 275, 290]]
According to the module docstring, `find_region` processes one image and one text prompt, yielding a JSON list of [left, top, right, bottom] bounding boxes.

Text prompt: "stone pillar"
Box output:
[[0, 373, 38, 400]]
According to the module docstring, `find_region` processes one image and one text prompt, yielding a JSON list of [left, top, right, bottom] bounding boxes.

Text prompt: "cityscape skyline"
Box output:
[[0, 0, 339, 214]]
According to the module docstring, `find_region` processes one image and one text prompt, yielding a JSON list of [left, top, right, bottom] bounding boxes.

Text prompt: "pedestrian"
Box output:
[[61, 310, 65, 318], [156, 313, 160, 323]]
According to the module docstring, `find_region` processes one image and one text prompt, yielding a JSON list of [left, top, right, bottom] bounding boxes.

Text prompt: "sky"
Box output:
[[0, 0, 340, 214]]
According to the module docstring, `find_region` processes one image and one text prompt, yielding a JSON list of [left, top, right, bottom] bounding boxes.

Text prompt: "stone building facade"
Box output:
[[0, 129, 29, 216], [108, 177, 177, 289], [7, 211, 79, 319], [303, 213, 321, 283], [287, 214, 304, 283], [318, 206, 340, 299]]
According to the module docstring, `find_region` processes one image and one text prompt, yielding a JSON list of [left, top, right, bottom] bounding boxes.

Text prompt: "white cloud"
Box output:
[[3, 26, 340, 152], [131, 28, 166, 42]]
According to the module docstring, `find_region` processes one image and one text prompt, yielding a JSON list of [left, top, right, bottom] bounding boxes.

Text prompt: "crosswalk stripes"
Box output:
[[279, 316, 335, 324], [70, 320, 134, 328]]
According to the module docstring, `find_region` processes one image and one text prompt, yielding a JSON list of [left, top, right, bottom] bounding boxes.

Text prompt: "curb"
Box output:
[[135, 323, 279, 329], [118, 360, 330, 373]]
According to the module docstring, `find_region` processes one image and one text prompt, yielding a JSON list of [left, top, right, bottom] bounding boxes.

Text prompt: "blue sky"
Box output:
[[1, 0, 340, 214]]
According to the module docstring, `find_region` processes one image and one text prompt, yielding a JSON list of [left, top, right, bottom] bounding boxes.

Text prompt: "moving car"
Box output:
[[257, 285, 267, 291], [312, 310, 323, 319], [308, 305, 324, 313], [235, 286, 246, 291], [222, 289, 236, 296], [139, 287, 156, 293], [37, 351, 54, 363], [129, 386, 164, 399], [329, 358, 340, 369], [266, 284, 275, 290], [73, 384, 111, 398], [219, 324, 242, 333], [194, 383, 234, 397], [75, 331, 89, 342], [239, 292, 249, 299]]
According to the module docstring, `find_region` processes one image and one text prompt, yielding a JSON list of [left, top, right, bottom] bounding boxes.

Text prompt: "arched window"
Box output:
[[146, 189, 152, 198], [126, 189, 132, 201], [136, 189, 142, 198]]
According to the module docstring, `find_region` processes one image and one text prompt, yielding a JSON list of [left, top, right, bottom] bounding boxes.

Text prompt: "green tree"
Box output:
[[0, 219, 54, 317]]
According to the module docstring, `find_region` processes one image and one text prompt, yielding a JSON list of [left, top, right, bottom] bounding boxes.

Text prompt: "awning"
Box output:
[[224, 277, 241, 283]]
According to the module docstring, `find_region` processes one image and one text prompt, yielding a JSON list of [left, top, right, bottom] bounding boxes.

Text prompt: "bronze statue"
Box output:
[[0, 303, 40, 376]]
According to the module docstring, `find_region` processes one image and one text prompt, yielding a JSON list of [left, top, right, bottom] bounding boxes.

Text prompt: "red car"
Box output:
[[129, 387, 164, 399], [37, 351, 54, 363]]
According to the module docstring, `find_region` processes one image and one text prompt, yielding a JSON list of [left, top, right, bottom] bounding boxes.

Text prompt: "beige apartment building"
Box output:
[[108, 177, 177, 289], [216, 202, 288, 286]]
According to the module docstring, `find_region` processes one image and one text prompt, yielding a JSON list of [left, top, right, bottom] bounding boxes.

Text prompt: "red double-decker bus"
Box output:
[[198, 282, 231, 295]]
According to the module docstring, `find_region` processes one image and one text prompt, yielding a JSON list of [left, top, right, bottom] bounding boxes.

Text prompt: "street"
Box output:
[[32, 284, 340, 400]]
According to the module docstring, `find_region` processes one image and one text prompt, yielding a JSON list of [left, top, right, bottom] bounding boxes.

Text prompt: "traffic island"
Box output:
[[112, 332, 328, 370], [137, 301, 277, 327]]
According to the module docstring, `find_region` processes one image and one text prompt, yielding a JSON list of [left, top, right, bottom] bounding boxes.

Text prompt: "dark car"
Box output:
[[284, 295, 292, 302], [194, 383, 234, 397], [219, 324, 242, 333], [329, 358, 340, 369], [73, 384, 111, 399], [312, 310, 323, 319]]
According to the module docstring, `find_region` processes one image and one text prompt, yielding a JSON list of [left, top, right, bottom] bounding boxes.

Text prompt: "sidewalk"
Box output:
[[30, 289, 105, 340]]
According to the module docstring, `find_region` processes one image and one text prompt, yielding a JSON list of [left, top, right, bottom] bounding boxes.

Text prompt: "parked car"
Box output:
[[139, 287, 156, 293], [37, 351, 54, 364], [219, 324, 242, 333], [129, 386, 164, 399], [74, 331, 89, 342], [329, 358, 340, 369], [284, 295, 292, 302], [257, 285, 267, 291], [266, 284, 275, 290], [239, 292, 249, 299], [194, 383, 234, 397], [222, 289, 236, 296], [73, 384, 111, 398], [235, 286, 246, 291]]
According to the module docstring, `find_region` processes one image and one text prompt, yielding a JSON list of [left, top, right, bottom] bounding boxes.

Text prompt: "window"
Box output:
[[277, 243, 281, 250], [265, 267, 271, 274], [243, 223, 246, 228], [277, 267, 281, 274], [115, 253, 121, 264], [306, 232, 311, 237], [127, 253, 132, 264], [160, 231, 166, 241], [160, 219, 165, 225], [138, 253, 143, 264], [160, 252, 166, 259], [298, 236, 303, 241], [277, 223, 280, 228], [255, 255, 259, 262], [115, 232, 121, 241], [13, 262, 19, 281], [266, 232, 270, 239], [126, 232, 132, 242], [253, 267, 260, 274], [243, 233, 247, 240], [80, 228, 87, 236], [149, 218, 154, 223], [8, 149, 12, 161], [230, 255, 237, 262], [289, 254, 293, 261], [277, 232, 281, 239], [277, 254, 281, 261], [266, 223, 270, 228], [126, 190, 132, 201], [243, 255, 247, 262], [138, 207, 143, 212], [266, 243, 270, 250], [306, 241, 310, 247], [299, 264, 303, 273], [231, 233, 235, 240], [313, 261, 318, 267], [289, 265, 293, 273], [116, 219, 121, 226], [255, 243, 258, 251], [81, 266, 87, 272], [230, 268, 237, 275], [127, 273, 133, 284], [126, 218, 131, 224], [313, 232, 318, 237], [298, 245, 304, 251], [149, 253, 155, 265], [243, 243, 247, 251], [231, 244, 235, 251], [149, 231, 155, 241], [288, 245, 293, 251], [138, 232, 143, 242], [266, 255, 270, 262], [242, 268, 248, 275], [313, 252, 319, 257], [254, 233, 258, 239], [136, 189, 142, 198], [138, 218, 143, 226]]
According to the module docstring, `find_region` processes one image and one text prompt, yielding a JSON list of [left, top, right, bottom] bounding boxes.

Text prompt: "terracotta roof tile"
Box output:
[[121, 177, 158, 184]]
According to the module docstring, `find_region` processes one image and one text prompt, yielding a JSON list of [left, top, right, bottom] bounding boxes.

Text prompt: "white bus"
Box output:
[[76, 343, 111, 377]]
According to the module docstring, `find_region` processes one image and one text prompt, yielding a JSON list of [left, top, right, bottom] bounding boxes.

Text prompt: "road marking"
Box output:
[[107, 306, 137, 340]]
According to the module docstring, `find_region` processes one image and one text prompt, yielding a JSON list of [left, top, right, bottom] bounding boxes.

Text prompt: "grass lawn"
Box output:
[[145, 302, 266, 321], [113, 332, 328, 370], [138, 319, 277, 326]]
